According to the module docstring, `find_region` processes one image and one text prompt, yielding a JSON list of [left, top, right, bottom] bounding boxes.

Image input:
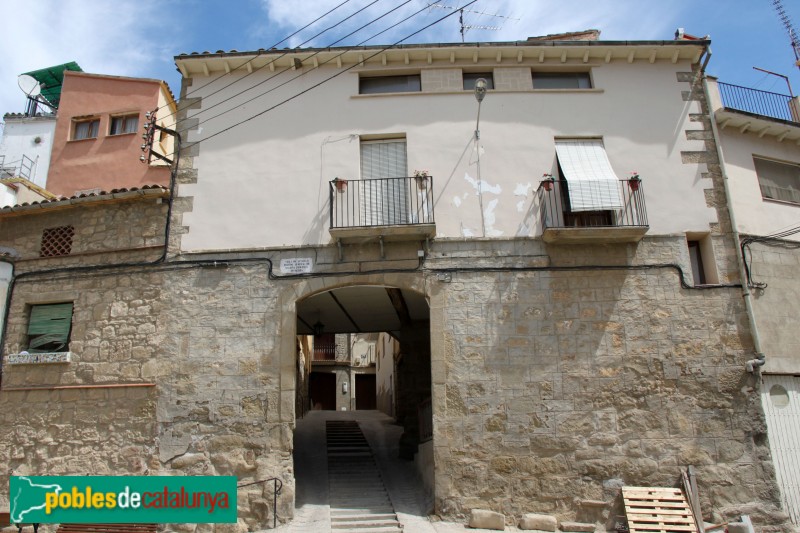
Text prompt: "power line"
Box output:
[[168, 0, 475, 158], [185, 0, 413, 127], [161, 0, 367, 123]]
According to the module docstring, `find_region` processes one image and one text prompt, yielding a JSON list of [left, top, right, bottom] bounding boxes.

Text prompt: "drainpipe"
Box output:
[[702, 76, 765, 373]]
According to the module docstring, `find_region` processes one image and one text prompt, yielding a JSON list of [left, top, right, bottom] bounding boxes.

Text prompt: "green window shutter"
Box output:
[[28, 303, 73, 351]]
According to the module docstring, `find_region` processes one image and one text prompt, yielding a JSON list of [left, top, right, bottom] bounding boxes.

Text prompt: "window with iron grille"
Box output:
[[40, 226, 75, 257]]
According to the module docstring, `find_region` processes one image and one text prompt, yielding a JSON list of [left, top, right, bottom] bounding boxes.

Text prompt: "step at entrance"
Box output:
[[326, 420, 402, 533]]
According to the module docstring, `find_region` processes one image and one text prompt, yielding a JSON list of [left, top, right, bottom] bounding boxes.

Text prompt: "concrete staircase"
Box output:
[[326, 420, 402, 533]]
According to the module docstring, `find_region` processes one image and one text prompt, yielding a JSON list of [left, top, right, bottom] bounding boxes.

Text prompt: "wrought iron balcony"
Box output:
[[538, 178, 648, 244], [329, 176, 436, 242], [718, 82, 799, 123]]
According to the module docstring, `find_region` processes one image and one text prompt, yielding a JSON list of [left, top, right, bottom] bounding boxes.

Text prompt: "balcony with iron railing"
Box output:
[[538, 178, 648, 244], [329, 176, 436, 242], [718, 82, 800, 124]]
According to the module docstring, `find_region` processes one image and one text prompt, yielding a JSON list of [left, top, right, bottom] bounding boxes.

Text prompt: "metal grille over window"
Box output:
[[40, 225, 75, 257]]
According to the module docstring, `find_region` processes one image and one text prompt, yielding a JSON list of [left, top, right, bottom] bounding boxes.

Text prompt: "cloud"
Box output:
[[0, 0, 173, 115]]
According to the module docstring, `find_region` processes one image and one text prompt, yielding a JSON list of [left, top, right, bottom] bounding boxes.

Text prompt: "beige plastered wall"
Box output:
[[178, 59, 716, 251]]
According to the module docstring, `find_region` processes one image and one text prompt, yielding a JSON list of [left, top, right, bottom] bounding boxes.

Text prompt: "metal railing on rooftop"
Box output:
[[0, 154, 36, 181], [718, 82, 799, 123], [330, 176, 435, 229], [539, 179, 648, 230]]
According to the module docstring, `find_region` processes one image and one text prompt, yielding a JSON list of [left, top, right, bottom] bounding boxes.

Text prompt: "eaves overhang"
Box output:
[[0, 185, 170, 217], [715, 108, 800, 144], [174, 39, 708, 78]]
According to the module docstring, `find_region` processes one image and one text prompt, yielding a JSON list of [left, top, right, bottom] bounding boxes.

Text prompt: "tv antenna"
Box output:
[[771, 0, 800, 70], [427, 2, 518, 42]]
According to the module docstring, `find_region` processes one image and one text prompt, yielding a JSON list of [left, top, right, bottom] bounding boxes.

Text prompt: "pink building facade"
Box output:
[[46, 71, 176, 197]]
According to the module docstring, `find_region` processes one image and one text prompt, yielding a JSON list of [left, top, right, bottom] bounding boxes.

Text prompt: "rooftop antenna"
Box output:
[[427, 2, 518, 42], [771, 0, 800, 70]]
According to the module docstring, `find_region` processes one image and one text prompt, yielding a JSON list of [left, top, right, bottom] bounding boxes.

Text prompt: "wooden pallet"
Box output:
[[56, 525, 158, 533], [622, 487, 698, 533]]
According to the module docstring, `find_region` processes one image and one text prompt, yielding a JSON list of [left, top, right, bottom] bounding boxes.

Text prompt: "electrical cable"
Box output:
[[740, 223, 800, 288], [176, 0, 387, 125], [166, 0, 476, 159], [158, 0, 355, 119], [185, 0, 415, 128]]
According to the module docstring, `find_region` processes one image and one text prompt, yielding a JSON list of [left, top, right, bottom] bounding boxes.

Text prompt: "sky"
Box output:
[[0, 0, 799, 118]]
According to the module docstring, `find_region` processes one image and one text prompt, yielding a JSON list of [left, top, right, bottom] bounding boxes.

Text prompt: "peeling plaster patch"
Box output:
[[461, 224, 475, 237], [484, 198, 503, 237], [517, 200, 526, 212], [453, 196, 462, 207], [514, 183, 532, 197], [464, 172, 501, 195], [516, 223, 530, 237]]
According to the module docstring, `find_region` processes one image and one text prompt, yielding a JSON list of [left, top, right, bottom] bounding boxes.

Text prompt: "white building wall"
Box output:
[[0, 116, 56, 188], [179, 58, 715, 251], [718, 130, 800, 241]]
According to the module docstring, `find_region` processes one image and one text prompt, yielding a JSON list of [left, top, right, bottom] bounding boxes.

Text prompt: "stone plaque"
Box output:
[[6, 352, 71, 365], [280, 257, 313, 274]]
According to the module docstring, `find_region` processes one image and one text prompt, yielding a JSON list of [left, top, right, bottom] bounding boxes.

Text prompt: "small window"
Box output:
[[754, 157, 800, 204], [73, 119, 100, 140], [359, 75, 421, 94], [463, 73, 494, 90], [687, 235, 719, 285], [688, 240, 706, 285], [109, 114, 139, 135], [532, 72, 592, 89], [27, 303, 73, 353], [40, 225, 75, 257]]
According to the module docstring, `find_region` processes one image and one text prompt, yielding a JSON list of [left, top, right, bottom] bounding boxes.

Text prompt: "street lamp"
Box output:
[[474, 78, 488, 237]]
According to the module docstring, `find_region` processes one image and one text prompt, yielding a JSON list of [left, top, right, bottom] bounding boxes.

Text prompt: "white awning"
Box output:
[[555, 139, 623, 212]]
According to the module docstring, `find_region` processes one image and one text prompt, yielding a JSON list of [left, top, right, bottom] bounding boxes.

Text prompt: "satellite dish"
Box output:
[[17, 74, 41, 97]]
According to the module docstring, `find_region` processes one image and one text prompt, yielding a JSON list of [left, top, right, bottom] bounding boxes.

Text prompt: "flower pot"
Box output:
[[541, 179, 554, 192], [334, 179, 347, 193], [415, 176, 429, 189], [628, 178, 641, 192]]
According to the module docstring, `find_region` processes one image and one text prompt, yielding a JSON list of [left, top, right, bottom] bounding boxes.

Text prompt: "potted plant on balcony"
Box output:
[[333, 177, 348, 193], [628, 172, 641, 192], [414, 169, 430, 189], [540, 173, 555, 192]]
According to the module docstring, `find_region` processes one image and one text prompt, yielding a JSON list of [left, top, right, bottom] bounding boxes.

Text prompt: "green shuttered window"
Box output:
[[28, 303, 73, 353]]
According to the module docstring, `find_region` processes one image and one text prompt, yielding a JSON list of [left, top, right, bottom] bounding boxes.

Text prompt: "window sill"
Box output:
[[68, 137, 97, 143], [762, 197, 800, 207], [5, 352, 71, 364], [352, 88, 604, 98], [107, 132, 137, 138]]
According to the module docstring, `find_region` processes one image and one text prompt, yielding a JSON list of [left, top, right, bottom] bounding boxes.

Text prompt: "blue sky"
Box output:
[[0, 0, 798, 116]]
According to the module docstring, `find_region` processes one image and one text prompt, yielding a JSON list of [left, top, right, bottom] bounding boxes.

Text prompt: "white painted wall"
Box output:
[[0, 116, 56, 188], [179, 57, 714, 251], [718, 129, 800, 240]]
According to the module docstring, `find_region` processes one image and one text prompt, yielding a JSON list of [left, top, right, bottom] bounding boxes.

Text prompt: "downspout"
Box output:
[[702, 74, 766, 372], [0, 261, 15, 388]]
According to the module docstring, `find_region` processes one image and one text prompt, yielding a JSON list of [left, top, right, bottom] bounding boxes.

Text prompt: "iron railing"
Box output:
[[539, 179, 648, 229], [330, 176, 435, 229], [718, 82, 798, 123], [0, 154, 36, 181], [238, 478, 283, 529]]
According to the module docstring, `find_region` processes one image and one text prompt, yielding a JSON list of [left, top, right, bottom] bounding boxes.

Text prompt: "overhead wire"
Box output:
[[184, 0, 415, 128], [167, 0, 476, 159], [188, 0, 418, 126], [173, 0, 386, 124], [157, 0, 355, 120], [740, 222, 800, 288]]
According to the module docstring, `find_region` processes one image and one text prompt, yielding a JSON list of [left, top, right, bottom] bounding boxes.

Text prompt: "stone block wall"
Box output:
[[421, 69, 463, 92], [0, 198, 168, 269], [426, 237, 786, 529], [494, 67, 534, 91], [745, 241, 800, 374]]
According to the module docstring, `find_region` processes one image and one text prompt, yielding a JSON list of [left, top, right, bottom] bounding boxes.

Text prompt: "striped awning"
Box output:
[[555, 139, 623, 212]]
